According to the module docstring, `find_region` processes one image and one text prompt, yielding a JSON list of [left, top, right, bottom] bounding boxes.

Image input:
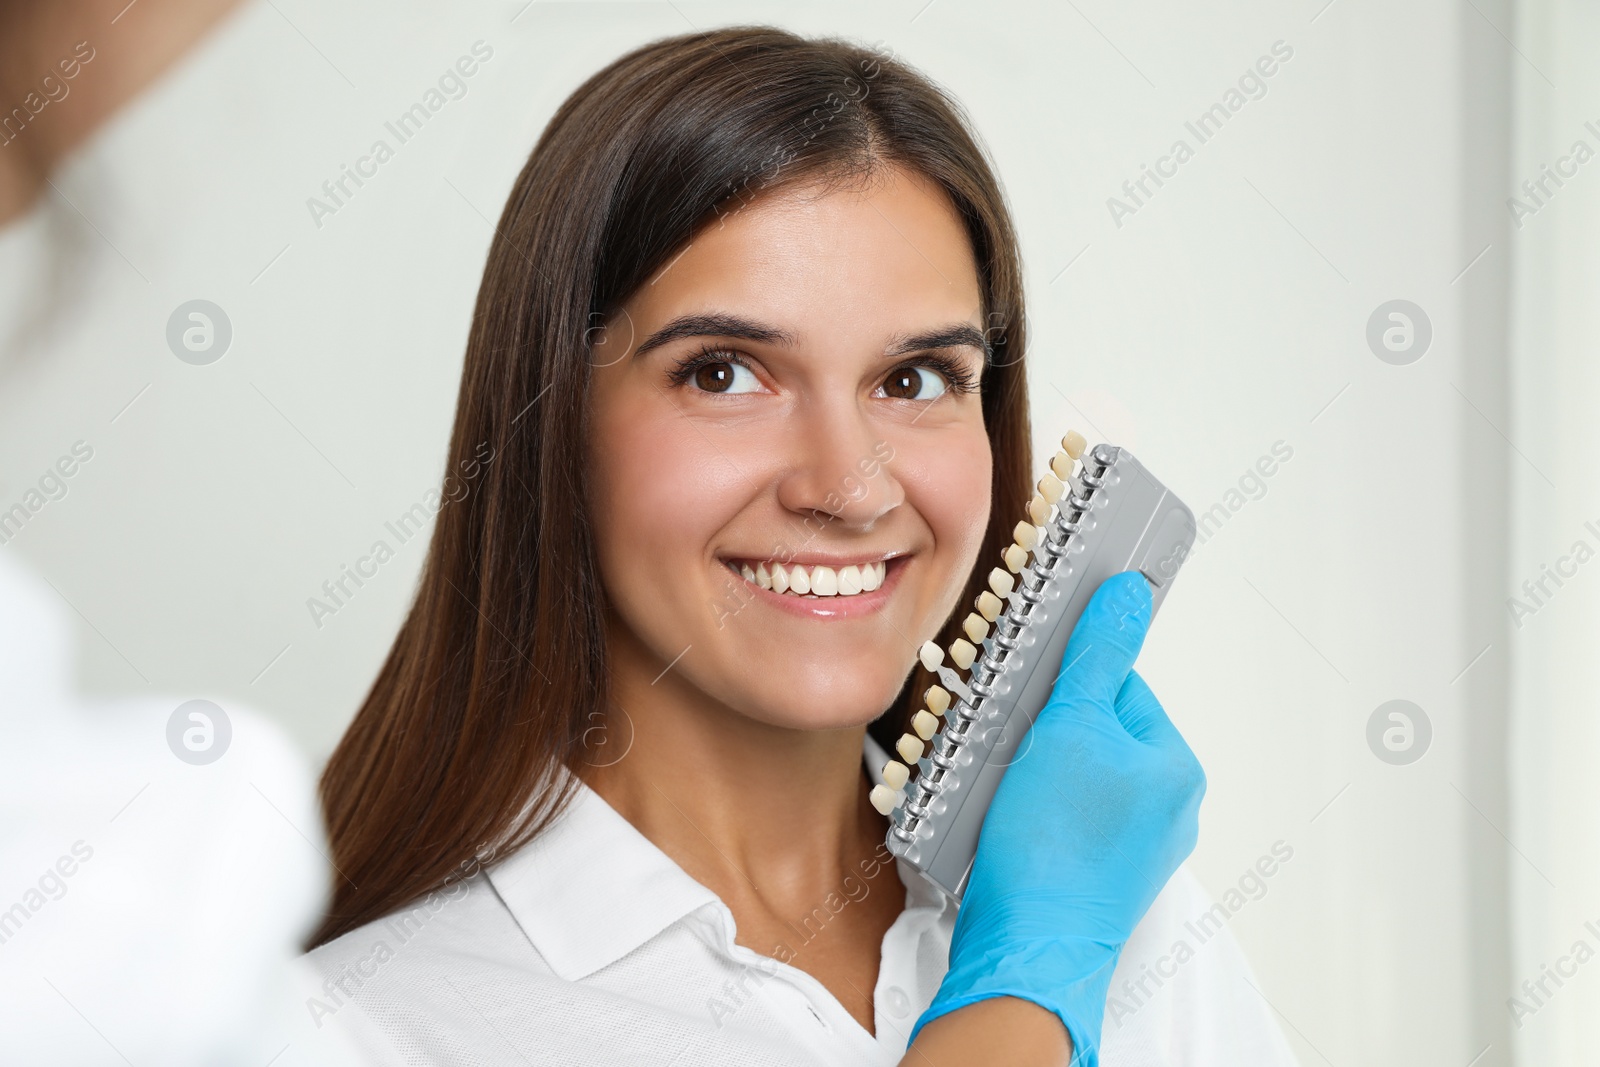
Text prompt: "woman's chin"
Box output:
[[730, 678, 910, 734]]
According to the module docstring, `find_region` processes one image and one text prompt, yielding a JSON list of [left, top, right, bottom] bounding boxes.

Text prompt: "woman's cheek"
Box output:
[[634, 424, 752, 540], [894, 427, 993, 554], [590, 394, 751, 595]]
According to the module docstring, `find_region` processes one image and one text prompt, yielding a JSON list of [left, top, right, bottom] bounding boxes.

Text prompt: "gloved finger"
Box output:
[[1047, 571, 1153, 713]]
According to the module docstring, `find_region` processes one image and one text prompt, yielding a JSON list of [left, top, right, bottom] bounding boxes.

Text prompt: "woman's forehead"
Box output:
[[622, 170, 983, 347]]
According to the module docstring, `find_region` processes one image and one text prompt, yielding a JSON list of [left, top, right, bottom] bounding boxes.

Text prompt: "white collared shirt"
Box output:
[[306, 750, 1299, 1066]]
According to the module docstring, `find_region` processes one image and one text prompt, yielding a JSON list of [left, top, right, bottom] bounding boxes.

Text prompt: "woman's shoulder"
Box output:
[[301, 870, 563, 1064], [306, 867, 560, 980]]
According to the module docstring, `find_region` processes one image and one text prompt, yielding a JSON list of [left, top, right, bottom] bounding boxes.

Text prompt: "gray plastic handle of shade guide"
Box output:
[[885, 444, 1195, 902]]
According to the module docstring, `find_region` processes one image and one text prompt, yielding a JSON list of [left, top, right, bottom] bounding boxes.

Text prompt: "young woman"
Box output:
[[307, 26, 1297, 1067]]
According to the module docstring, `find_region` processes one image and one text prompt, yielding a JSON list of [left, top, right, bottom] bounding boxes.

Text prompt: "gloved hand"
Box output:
[[909, 571, 1205, 1065]]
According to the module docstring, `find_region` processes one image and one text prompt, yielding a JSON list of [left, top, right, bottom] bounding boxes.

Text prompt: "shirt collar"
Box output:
[[487, 734, 951, 981], [486, 773, 721, 982]]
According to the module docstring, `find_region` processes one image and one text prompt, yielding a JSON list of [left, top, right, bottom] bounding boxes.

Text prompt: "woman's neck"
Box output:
[[578, 616, 909, 1034], [580, 629, 882, 898]]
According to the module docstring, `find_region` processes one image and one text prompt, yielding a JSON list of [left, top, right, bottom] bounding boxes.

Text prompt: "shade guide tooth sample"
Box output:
[[925, 685, 951, 715], [912, 710, 939, 739], [870, 784, 904, 815], [976, 591, 1002, 622], [918, 641, 943, 672], [1003, 544, 1027, 573], [896, 733, 924, 763], [1028, 494, 1051, 525], [882, 760, 910, 790], [962, 614, 988, 644], [1062, 430, 1086, 458], [989, 568, 1015, 597]]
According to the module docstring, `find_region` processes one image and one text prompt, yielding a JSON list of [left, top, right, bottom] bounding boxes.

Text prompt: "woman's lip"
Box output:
[[723, 556, 907, 619]]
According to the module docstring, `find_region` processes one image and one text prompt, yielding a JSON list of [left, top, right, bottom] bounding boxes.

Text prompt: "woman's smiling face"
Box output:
[[587, 164, 993, 730]]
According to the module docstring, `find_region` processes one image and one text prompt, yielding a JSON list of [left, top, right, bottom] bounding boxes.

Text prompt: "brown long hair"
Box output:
[[310, 25, 1033, 948]]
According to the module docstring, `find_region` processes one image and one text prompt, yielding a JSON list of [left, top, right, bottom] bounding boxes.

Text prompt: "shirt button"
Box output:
[[883, 986, 911, 1018]]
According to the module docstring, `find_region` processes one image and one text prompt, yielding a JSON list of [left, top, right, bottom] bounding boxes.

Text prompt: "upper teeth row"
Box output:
[[737, 560, 887, 597]]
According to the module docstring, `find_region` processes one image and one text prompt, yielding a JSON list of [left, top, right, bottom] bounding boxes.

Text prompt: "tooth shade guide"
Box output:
[[883, 436, 1196, 902], [949, 638, 976, 670], [896, 734, 924, 762], [918, 640, 944, 672], [912, 710, 939, 739], [925, 685, 951, 714], [962, 613, 988, 643]]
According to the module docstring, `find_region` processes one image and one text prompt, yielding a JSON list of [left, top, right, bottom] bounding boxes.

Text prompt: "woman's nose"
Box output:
[[773, 407, 903, 531]]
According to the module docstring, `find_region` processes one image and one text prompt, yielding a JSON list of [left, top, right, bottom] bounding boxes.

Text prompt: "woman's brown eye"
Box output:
[[695, 362, 736, 392], [881, 366, 946, 401], [685, 357, 759, 394]]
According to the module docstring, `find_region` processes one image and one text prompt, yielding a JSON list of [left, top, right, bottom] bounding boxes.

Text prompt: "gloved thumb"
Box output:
[[1113, 669, 1183, 747], [1047, 571, 1152, 714]]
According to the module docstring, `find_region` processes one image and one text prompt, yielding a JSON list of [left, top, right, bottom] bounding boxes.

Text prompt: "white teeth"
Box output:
[[729, 559, 890, 598], [811, 565, 838, 596], [867, 561, 885, 590], [838, 565, 862, 595]]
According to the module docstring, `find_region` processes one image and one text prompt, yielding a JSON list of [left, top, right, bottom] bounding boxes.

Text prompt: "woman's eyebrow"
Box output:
[[632, 313, 797, 358], [884, 323, 990, 360], [632, 313, 990, 361]]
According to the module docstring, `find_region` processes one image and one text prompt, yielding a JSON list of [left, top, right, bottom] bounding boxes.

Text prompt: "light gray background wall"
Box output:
[[1507, 0, 1600, 1062], [0, 2, 1528, 1063]]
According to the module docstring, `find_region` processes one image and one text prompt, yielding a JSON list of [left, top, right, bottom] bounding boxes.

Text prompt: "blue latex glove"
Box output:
[[909, 571, 1206, 1064]]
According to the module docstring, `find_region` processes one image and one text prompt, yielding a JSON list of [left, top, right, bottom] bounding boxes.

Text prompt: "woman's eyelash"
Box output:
[[665, 343, 749, 388], [663, 343, 981, 395], [894, 352, 980, 396]]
